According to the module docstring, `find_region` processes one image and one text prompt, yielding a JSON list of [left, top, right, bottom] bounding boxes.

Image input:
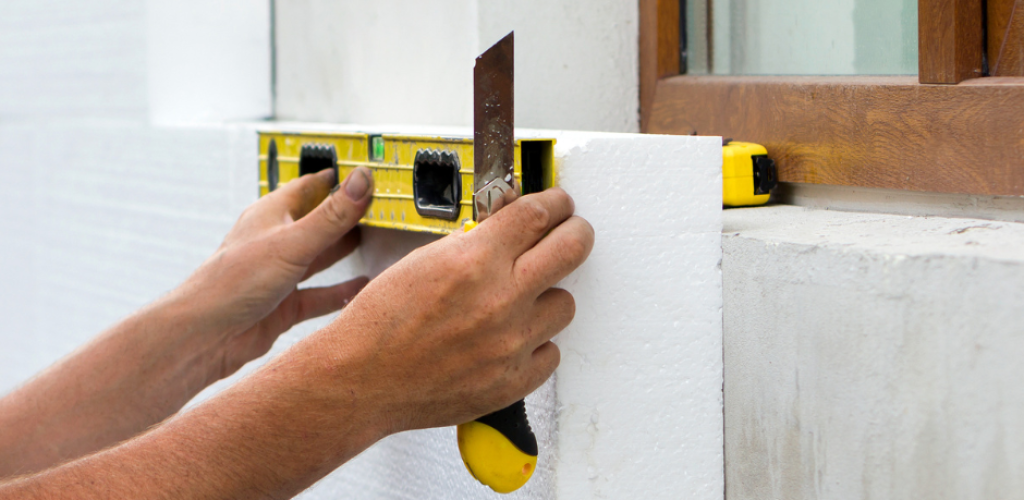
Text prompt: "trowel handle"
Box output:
[[456, 399, 538, 494]]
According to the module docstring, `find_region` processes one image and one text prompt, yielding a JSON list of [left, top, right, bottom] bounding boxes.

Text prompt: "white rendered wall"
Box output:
[[146, 0, 273, 124], [476, 1, 640, 132], [722, 206, 1024, 500], [0, 0, 272, 125], [273, 0, 480, 127], [274, 0, 640, 132], [0, 0, 148, 122]]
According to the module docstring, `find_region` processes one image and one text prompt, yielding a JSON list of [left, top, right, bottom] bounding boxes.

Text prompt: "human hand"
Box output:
[[279, 187, 594, 437], [170, 167, 375, 382]]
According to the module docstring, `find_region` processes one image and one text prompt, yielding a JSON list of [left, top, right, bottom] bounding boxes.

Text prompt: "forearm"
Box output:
[[0, 294, 223, 477], [0, 348, 382, 500]]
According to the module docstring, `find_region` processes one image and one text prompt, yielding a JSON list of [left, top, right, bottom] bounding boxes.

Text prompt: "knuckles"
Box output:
[[318, 195, 355, 229], [557, 218, 595, 262], [512, 197, 552, 235]]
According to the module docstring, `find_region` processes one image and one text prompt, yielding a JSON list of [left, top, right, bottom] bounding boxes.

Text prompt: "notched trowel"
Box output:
[[456, 31, 540, 494]]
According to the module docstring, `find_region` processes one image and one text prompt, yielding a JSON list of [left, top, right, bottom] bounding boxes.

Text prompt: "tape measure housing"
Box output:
[[723, 141, 777, 207]]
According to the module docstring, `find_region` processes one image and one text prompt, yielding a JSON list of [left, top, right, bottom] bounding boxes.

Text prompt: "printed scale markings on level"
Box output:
[[257, 130, 556, 235]]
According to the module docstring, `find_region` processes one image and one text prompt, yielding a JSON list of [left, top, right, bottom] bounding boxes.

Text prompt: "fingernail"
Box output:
[[344, 168, 371, 200]]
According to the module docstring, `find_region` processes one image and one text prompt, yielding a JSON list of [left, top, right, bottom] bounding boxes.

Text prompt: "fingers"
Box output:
[[300, 227, 361, 282], [523, 288, 576, 349], [291, 276, 370, 325], [476, 188, 576, 259], [512, 215, 594, 295], [520, 341, 560, 396], [280, 167, 374, 266], [229, 276, 368, 370], [501, 289, 571, 401], [266, 168, 339, 222]]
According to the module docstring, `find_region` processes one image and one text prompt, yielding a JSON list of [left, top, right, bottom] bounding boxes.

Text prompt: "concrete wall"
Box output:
[[722, 206, 1024, 500], [274, 0, 640, 132]]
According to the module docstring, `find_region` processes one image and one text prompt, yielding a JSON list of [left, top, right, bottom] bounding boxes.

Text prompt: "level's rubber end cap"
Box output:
[[457, 421, 537, 494]]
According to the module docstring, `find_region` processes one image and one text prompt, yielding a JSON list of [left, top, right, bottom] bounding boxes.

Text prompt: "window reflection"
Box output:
[[686, 0, 918, 75]]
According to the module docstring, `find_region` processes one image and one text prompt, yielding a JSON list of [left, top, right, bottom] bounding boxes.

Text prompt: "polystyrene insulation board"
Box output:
[[0, 122, 723, 500]]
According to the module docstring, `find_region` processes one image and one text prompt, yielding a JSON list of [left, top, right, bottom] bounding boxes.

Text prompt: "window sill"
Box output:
[[646, 75, 1024, 197]]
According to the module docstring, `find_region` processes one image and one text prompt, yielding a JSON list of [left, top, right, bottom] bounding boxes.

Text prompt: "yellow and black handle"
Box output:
[[457, 399, 537, 494]]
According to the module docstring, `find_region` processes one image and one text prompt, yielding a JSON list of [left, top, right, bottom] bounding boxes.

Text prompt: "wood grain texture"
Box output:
[[992, 0, 1024, 75], [648, 75, 1024, 196], [987, 0, 1016, 71], [918, 0, 984, 83], [639, 0, 680, 131]]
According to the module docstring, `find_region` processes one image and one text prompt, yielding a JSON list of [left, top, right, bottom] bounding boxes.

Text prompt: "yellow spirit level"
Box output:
[[258, 131, 556, 234], [722, 141, 777, 207]]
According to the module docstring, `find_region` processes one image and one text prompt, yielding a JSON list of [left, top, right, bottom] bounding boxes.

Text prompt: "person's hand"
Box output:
[[276, 187, 594, 436], [169, 167, 375, 382]]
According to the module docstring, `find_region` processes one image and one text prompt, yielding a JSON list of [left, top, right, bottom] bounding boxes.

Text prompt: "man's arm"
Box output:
[[0, 168, 375, 477], [0, 187, 594, 499], [0, 352, 383, 499]]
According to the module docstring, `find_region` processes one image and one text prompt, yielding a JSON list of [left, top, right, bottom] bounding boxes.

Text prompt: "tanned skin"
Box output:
[[0, 166, 593, 498]]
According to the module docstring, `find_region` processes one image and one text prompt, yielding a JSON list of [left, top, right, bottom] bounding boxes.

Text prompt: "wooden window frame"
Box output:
[[640, 0, 1024, 197]]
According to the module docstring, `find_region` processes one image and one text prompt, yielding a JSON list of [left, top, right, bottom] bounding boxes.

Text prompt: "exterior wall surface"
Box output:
[[0, 2, 724, 499], [273, 0, 479, 127], [146, 0, 272, 123], [0, 121, 725, 500], [722, 206, 1024, 500], [476, 0, 640, 132], [274, 0, 640, 132], [0, 0, 148, 122]]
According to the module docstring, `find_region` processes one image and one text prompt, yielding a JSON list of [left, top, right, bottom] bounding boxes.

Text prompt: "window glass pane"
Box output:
[[687, 0, 918, 75]]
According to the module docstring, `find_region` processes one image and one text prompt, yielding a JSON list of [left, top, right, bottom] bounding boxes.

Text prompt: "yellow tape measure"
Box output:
[[722, 140, 777, 207]]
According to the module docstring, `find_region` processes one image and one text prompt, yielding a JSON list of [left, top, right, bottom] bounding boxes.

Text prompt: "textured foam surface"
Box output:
[[0, 122, 724, 499], [544, 132, 723, 499]]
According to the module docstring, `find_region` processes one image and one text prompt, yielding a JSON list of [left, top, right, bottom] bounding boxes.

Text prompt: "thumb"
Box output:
[[285, 167, 373, 264]]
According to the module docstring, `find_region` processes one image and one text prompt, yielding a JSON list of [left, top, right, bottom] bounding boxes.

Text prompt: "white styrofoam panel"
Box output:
[[0, 121, 257, 391], [545, 132, 722, 499], [190, 225, 559, 500], [201, 126, 725, 500], [723, 206, 1024, 500], [0, 0, 148, 122], [0, 121, 723, 500], [146, 0, 273, 124]]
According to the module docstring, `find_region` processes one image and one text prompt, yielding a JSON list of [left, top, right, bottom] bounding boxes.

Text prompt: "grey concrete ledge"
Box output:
[[721, 205, 1024, 500], [724, 205, 1024, 264]]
